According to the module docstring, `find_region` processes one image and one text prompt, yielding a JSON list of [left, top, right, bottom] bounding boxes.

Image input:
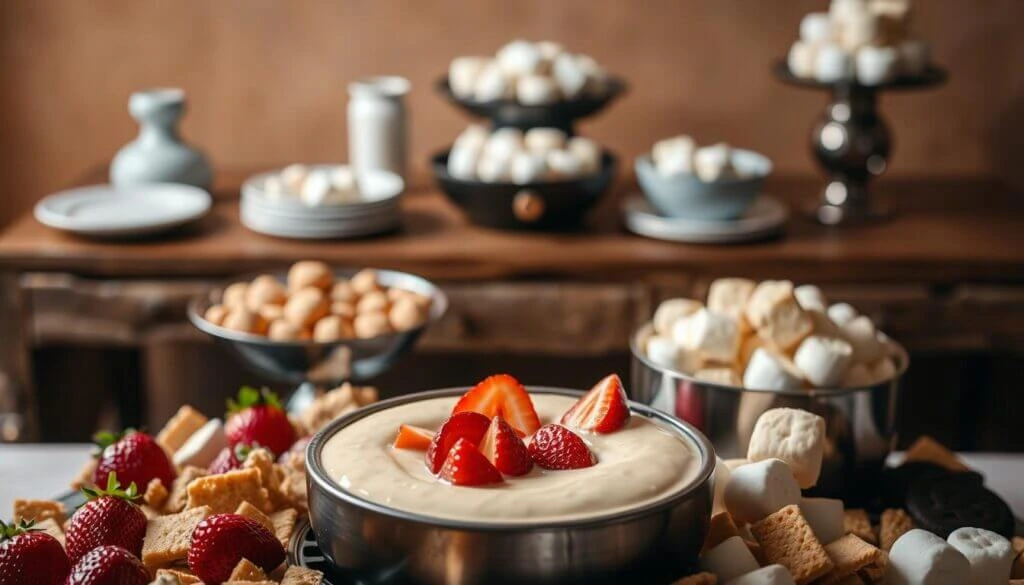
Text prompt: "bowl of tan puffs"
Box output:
[[188, 261, 447, 384]]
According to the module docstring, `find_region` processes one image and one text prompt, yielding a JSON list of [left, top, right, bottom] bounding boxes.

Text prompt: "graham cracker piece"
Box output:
[[904, 435, 969, 472], [156, 405, 209, 454], [229, 558, 268, 581], [166, 466, 208, 513], [818, 534, 883, 584], [145, 478, 169, 509], [856, 550, 887, 584], [702, 511, 741, 552], [751, 504, 834, 585], [12, 499, 66, 525], [843, 509, 877, 545], [281, 565, 326, 585], [141, 505, 212, 568], [243, 447, 290, 511], [34, 518, 65, 548], [156, 568, 202, 584], [270, 508, 299, 546], [745, 537, 767, 565], [279, 468, 308, 512], [140, 505, 163, 520], [300, 383, 378, 433], [71, 459, 97, 490], [235, 500, 274, 533], [879, 508, 914, 551], [671, 571, 717, 584], [186, 468, 269, 514]]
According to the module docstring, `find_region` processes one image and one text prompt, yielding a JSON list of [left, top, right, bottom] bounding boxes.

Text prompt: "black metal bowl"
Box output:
[[431, 150, 617, 231], [436, 77, 627, 134]]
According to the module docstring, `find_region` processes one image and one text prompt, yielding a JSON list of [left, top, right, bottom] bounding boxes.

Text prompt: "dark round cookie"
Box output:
[[906, 473, 1015, 538], [879, 462, 983, 509]]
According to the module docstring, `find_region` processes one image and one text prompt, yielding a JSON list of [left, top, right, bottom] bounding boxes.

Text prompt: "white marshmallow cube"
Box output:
[[567, 137, 601, 174], [545, 149, 583, 179], [841, 315, 886, 363], [482, 128, 523, 161], [888, 529, 971, 585], [899, 39, 931, 76], [652, 135, 696, 177], [724, 458, 801, 525], [794, 335, 854, 387], [447, 140, 483, 180], [473, 62, 512, 102], [700, 536, 761, 582], [524, 127, 567, 155], [280, 163, 308, 195], [744, 348, 805, 391], [172, 418, 227, 469], [694, 143, 738, 182], [449, 57, 490, 98], [827, 302, 859, 326], [509, 151, 547, 185], [746, 280, 813, 351], [536, 41, 564, 66], [300, 169, 333, 207], [262, 175, 285, 201], [947, 527, 1014, 585], [708, 277, 757, 326], [838, 6, 879, 51], [454, 124, 489, 152], [672, 309, 741, 365], [476, 154, 512, 183], [815, 44, 854, 83], [712, 456, 732, 514], [552, 53, 588, 99], [577, 54, 610, 96], [724, 565, 797, 585], [516, 74, 560, 105], [653, 298, 703, 335], [857, 45, 899, 86], [788, 41, 818, 78], [328, 166, 356, 195], [794, 285, 828, 313], [496, 40, 543, 77], [645, 335, 682, 370], [747, 408, 826, 488], [799, 497, 845, 544], [800, 13, 835, 43]]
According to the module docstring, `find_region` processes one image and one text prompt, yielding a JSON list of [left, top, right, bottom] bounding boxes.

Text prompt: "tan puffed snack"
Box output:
[[280, 469, 308, 512], [313, 315, 353, 342], [270, 508, 299, 546], [281, 565, 325, 585], [268, 319, 305, 341], [702, 511, 742, 552], [258, 303, 284, 322], [156, 405, 209, 454], [751, 505, 834, 584], [222, 282, 249, 308], [354, 311, 392, 338], [222, 308, 268, 335], [879, 508, 914, 551], [843, 509, 877, 545], [331, 301, 356, 319], [12, 499, 66, 525], [235, 500, 274, 533], [145, 479, 169, 509], [330, 280, 357, 302], [287, 260, 333, 291], [299, 382, 378, 433], [284, 287, 330, 328], [245, 274, 286, 311], [349, 268, 381, 295], [670, 573, 717, 585], [356, 290, 389, 313], [33, 518, 65, 547], [186, 468, 269, 514], [156, 568, 201, 584], [166, 466, 207, 513], [243, 448, 290, 510], [142, 505, 212, 568], [229, 558, 268, 581], [819, 534, 883, 585], [389, 296, 425, 331], [903, 435, 969, 472], [204, 304, 229, 326]]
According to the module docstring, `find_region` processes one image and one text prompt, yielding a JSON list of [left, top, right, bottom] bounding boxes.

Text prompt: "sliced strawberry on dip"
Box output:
[[478, 416, 533, 476], [439, 437, 504, 486], [393, 424, 435, 451], [560, 373, 631, 434], [425, 411, 491, 474], [528, 424, 596, 470], [452, 374, 541, 436]]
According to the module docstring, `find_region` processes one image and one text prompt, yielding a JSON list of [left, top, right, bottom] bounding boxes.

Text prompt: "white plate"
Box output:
[[622, 193, 788, 244], [35, 183, 212, 237]]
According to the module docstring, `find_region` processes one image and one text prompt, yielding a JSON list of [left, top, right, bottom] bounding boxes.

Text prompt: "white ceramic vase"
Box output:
[[348, 77, 410, 180]]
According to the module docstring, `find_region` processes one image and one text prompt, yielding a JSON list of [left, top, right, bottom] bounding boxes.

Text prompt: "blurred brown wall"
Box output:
[[1, 0, 1022, 226]]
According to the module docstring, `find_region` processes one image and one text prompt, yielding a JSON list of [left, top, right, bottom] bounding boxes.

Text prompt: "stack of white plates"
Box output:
[[240, 166, 403, 239]]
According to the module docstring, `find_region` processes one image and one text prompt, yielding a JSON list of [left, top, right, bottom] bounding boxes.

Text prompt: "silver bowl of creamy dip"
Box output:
[[305, 387, 715, 585]]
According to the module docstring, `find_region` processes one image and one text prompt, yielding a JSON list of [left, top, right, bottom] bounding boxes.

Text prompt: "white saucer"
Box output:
[[622, 193, 788, 244], [35, 183, 212, 237]]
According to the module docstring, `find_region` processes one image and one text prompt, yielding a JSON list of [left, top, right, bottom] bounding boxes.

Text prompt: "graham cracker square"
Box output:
[[186, 468, 269, 514], [141, 505, 211, 568], [166, 466, 208, 513], [281, 565, 326, 585], [156, 568, 201, 584], [270, 508, 299, 547], [156, 405, 208, 454], [703, 512, 741, 552], [879, 508, 914, 551], [13, 499, 66, 525], [229, 558, 268, 581], [671, 572, 717, 585], [243, 448, 290, 511], [903, 435, 969, 471], [819, 534, 883, 584], [145, 478, 169, 510], [843, 509, 877, 545], [235, 500, 274, 533], [751, 504, 834, 585]]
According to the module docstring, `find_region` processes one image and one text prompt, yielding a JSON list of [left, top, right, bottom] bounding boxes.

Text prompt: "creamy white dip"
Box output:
[[320, 393, 703, 524]]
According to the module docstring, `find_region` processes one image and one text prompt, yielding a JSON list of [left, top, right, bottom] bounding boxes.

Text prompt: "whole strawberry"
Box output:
[[93, 429, 177, 490], [66, 473, 147, 563], [207, 443, 255, 475], [224, 387, 296, 457], [65, 545, 148, 585], [188, 514, 285, 584], [0, 519, 70, 585]]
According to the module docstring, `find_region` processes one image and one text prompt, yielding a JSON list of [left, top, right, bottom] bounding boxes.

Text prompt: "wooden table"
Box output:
[[1, 170, 1023, 442]]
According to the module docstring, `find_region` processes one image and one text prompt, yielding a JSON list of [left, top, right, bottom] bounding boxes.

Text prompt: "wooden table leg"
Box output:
[[0, 272, 37, 441]]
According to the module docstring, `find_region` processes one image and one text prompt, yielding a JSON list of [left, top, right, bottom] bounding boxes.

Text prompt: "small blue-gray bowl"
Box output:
[[635, 149, 772, 221]]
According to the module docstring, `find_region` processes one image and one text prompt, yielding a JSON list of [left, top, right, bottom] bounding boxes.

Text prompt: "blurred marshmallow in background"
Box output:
[[510, 151, 546, 185], [496, 39, 543, 77], [693, 143, 738, 182], [553, 52, 589, 99], [447, 125, 602, 184], [473, 62, 511, 101], [815, 44, 854, 83], [652, 135, 696, 177], [568, 137, 601, 173], [448, 57, 489, 99], [524, 127, 567, 154], [788, 41, 818, 78], [856, 45, 899, 86], [545, 149, 583, 179], [516, 74, 560, 105], [800, 13, 834, 44]]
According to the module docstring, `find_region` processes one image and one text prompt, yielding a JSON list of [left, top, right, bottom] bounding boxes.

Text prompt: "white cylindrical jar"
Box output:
[[347, 76, 410, 180]]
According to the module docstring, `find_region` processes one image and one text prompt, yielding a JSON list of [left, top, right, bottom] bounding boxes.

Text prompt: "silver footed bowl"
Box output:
[[305, 387, 715, 585], [630, 323, 909, 503], [187, 269, 448, 389]]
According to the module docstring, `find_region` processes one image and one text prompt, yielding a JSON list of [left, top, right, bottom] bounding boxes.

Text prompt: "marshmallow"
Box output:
[[524, 127, 567, 155], [747, 408, 826, 488], [806, 308, 842, 339], [841, 315, 886, 363], [800, 13, 835, 43], [473, 62, 512, 102], [843, 363, 874, 387], [793, 335, 854, 387], [577, 54, 610, 96], [329, 166, 356, 196], [888, 529, 971, 585], [280, 163, 308, 195], [815, 44, 854, 83], [516, 74, 560, 105], [496, 40, 543, 77], [794, 285, 828, 313], [476, 153, 512, 183], [482, 128, 524, 161], [695, 368, 742, 387], [712, 457, 732, 514], [740, 334, 766, 369], [454, 124, 489, 152], [509, 151, 547, 185], [536, 41, 564, 66], [694, 143, 739, 182], [708, 278, 757, 328], [746, 281, 814, 351], [857, 45, 899, 86], [552, 53, 588, 99], [787, 41, 818, 79], [652, 135, 696, 177], [172, 418, 227, 469], [700, 536, 761, 582], [262, 175, 285, 201], [947, 527, 1014, 585], [447, 140, 483, 180], [653, 298, 703, 335], [827, 302, 859, 326], [725, 458, 801, 525], [672, 309, 741, 365], [300, 169, 333, 207], [830, 0, 869, 25], [724, 458, 750, 471], [870, 356, 897, 382], [545, 149, 583, 179], [724, 565, 797, 585], [645, 335, 682, 370], [872, 0, 913, 44], [567, 137, 601, 174], [799, 497, 845, 544], [899, 39, 931, 76], [837, 4, 879, 50], [449, 56, 490, 98], [743, 348, 805, 391]]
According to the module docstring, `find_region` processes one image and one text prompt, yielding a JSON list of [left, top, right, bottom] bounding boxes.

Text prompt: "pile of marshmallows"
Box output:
[[448, 40, 612, 104], [787, 0, 931, 85], [651, 135, 755, 182], [642, 278, 900, 390], [261, 164, 363, 208], [706, 407, 1018, 585], [447, 125, 602, 184], [203, 262, 432, 342]]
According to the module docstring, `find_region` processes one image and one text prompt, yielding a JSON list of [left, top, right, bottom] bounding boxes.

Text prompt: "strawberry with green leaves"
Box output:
[[65, 473, 147, 563], [92, 429, 176, 491], [0, 519, 70, 585], [225, 387, 296, 457]]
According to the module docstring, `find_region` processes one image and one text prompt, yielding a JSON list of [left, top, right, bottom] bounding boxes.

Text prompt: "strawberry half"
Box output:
[[439, 438, 504, 486], [528, 424, 596, 470], [393, 424, 435, 451], [0, 519, 70, 585], [559, 374, 631, 434], [478, 416, 533, 476], [188, 513, 285, 584], [65, 545, 149, 585], [93, 430, 176, 492], [225, 387, 296, 457], [66, 473, 147, 563], [425, 411, 491, 474], [207, 443, 257, 475], [452, 374, 541, 436]]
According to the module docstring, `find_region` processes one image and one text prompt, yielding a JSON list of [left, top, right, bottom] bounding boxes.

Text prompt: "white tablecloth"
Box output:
[[1, 444, 1022, 521]]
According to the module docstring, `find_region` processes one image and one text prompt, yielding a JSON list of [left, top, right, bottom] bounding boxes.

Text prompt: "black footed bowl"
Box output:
[[432, 150, 617, 231]]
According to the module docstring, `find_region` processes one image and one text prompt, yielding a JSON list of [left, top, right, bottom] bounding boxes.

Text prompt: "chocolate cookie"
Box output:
[[879, 461, 983, 509], [906, 473, 1014, 538]]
